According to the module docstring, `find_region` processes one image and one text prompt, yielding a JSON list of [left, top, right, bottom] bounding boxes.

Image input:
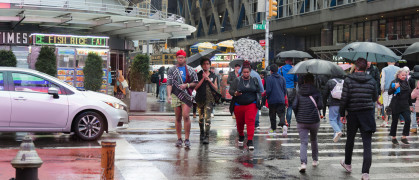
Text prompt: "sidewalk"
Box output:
[[129, 93, 232, 116]]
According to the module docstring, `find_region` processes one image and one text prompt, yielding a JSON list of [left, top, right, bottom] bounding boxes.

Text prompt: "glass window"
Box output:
[[344, 25, 350, 43], [337, 25, 344, 43], [403, 16, 412, 39], [12, 73, 61, 94], [414, 15, 419, 38], [365, 21, 371, 42], [378, 20, 386, 39], [351, 24, 357, 42], [0, 73, 4, 91]]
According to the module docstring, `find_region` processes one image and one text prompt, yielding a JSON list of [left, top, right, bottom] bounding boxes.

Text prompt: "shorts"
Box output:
[[171, 94, 185, 108], [382, 90, 393, 108]]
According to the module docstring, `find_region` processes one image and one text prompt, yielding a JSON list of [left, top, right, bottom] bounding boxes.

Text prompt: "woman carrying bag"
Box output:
[[388, 68, 413, 145]]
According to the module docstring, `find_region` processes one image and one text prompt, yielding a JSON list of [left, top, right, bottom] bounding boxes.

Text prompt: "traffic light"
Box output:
[[268, 0, 278, 19]]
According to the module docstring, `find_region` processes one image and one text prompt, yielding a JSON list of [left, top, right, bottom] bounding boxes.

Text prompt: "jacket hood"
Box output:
[[299, 83, 318, 96], [411, 65, 419, 79], [348, 72, 372, 83], [272, 73, 280, 78]]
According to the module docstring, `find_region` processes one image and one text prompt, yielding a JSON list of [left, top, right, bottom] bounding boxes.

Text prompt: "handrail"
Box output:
[[1, 0, 185, 24]]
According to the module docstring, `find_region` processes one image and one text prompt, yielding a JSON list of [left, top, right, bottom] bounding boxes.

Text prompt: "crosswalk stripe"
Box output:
[[281, 141, 419, 147], [332, 162, 419, 168], [355, 173, 419, 179], [298, 148, 419, 154], [318, 155, 419, 161]]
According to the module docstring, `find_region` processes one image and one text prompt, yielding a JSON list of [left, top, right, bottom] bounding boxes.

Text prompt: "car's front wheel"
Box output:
[[73, 111, 105, 141]]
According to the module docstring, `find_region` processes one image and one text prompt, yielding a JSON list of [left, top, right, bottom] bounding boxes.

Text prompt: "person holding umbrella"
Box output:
[[388, 68, 413, 145], [229, 61, 261, 150], [339, 58, 378, 180], [279, 59, 298, 127]]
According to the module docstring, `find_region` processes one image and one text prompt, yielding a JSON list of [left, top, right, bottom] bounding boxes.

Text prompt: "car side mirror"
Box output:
[[48, 87, 59, 99]]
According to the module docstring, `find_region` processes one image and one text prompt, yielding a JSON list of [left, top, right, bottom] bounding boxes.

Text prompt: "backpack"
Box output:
[[331, 79, 344, 99]]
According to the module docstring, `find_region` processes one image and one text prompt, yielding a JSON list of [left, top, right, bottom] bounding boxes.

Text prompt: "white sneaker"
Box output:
[[282, 126, 288, 137], [299, 163, 306, 173], [312, 161, 319, 167], [333, 132, 343, 142], [361, 173, 370, 180], [211, 113, 214, 118]]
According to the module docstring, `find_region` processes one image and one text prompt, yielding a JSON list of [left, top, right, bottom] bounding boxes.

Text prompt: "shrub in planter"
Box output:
[[83, 53, 103, 91], [0, 50, 17, 67], [35, 46, 56, 76], [129, 54, 150, 92]]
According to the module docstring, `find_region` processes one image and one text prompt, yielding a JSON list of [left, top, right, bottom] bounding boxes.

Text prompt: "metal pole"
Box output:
[[265, 1, 270, 70], [147, 40, 150, 55]]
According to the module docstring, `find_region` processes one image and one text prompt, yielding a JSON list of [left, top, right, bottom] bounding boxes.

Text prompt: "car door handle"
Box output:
[[14, 97, 27, 101]]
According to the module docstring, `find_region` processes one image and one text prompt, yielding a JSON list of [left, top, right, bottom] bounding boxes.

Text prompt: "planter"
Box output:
[[130, 91, 147, 111]]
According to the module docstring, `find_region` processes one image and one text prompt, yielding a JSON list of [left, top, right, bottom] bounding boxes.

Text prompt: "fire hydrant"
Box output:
[[11, 136, 43, 180]]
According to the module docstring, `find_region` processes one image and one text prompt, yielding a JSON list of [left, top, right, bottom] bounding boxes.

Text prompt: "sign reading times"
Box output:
[[0, 32, 29, 45], [32, 34, 109, 47]]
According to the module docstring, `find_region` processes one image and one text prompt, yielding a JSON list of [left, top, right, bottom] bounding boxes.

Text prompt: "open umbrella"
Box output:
[[187, 49, 220, 68], [338, 64, 353, 71], [288, 59, 345, 75], [229, 58, 244, 68], [402, 42, 419, 61], [233, 38, 264, 62], [275, 50, 313, 59], [337, 42, 400, 62]]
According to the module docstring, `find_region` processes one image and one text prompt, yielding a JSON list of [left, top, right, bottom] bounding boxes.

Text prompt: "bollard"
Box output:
[[11, 136, 43, 180], [101, 141, 116, 180]]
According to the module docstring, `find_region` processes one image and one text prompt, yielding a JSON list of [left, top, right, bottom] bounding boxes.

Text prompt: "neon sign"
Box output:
[[31, 34, 109, 47]]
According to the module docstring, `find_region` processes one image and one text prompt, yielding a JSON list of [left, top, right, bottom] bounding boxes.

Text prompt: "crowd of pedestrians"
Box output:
[[161, 49, 418, 180]]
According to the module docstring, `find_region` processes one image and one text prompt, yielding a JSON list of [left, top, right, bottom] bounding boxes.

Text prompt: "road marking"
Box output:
[[298, 148, 419, 154], [281, 141, 419, 147], [100, 136, 167, 180], [318, 155, 419, 161]]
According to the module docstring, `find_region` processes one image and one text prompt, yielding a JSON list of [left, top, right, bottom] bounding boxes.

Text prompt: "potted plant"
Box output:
[[35, 46, 56, 76], [83, 52, 103, 91], [0, 50, 17, 67], [129, 54, 150, 111]]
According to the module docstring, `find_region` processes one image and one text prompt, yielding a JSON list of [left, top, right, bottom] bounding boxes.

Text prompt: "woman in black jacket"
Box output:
[[229, 61, 261, 150], [388, 68, 413, 145], [292, 74, 323, 173]]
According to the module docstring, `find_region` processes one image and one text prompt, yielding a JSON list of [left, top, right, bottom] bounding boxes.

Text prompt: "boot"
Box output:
[[199, 123, 204, 140]]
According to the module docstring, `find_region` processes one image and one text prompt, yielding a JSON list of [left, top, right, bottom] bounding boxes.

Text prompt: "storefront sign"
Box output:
[[58, 49, 76, 55], [76, 49, 109, 56], [32, 34, 109, 47], [212, 54, 237, 61], [0, 32, 29, 45]]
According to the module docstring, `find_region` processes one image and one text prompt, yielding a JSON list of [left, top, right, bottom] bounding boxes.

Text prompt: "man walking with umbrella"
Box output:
[[167, 50, 199, 149], [279, 59, 298, 127], [339, 58, 378, 180]]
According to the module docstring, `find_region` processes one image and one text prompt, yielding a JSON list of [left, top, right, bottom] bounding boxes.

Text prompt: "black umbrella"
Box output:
[[229, 58, 244, 68], [402, 42, 419, 61], [275, 50, 313, 59], [187, 49, 220, 68], [288, 59, 345, 75]]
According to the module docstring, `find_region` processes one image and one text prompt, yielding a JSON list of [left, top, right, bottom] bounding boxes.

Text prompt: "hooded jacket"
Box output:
[[408, 65, 419, 90], [339, 72, 378, 117], [278, 64, 298, 88], [292, 83, 323, 124], [266, 73, 287, 105]]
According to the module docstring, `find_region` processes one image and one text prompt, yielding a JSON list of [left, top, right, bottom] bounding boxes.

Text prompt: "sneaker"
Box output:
[[391, 138, 399, 145], [380, 122, 386, 128], [268, 129, 276, 134], [299, 163, 306, 173], [175, 139, 183, 147], [256, 126, 260, 130], [385, 122, 390, 127], [401, 138, 409, 145], [238, 136, 244, 146], [247, 140, 254, 150], [410, 128, 418, 133], [401, 120, 405, 125], [361, 173, 370, 180], [312, 161, 319, 167], [211, 113, 214, 118], [333, 132, 343, 143], [203, 136, 209, 144], [184, 139, 191, 149], [282, 126, 288, 137], [340, 159, 352, 172]]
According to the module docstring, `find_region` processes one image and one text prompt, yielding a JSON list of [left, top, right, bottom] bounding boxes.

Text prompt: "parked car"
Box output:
[[0, 67, 129, 140]]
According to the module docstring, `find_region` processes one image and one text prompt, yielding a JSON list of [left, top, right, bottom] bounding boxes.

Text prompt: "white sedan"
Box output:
[[0, 67, 128, 140]]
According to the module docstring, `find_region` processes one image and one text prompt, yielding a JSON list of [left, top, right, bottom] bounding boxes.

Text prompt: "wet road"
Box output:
[[1, 104, 419, 179]]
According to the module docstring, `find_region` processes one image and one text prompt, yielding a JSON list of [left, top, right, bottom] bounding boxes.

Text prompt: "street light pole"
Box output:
[[265, 1, 270, 70]]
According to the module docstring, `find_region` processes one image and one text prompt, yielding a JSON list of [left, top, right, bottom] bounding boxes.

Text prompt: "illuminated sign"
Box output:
[[32, 34, 109, 47], [0, 32, 29, 45], [212, 54, 237, 61], [76, 49, 109, 56]]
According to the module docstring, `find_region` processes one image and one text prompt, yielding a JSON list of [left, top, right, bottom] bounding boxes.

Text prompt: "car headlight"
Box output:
[[104, 102, 125, 110]]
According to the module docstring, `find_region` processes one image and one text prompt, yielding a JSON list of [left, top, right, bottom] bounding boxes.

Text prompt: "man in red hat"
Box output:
[[167, 49, 198, 149]]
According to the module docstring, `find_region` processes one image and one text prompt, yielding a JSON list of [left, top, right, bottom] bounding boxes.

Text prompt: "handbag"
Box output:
[[121, 80, 128, 89], [309, 96, 321, 119]]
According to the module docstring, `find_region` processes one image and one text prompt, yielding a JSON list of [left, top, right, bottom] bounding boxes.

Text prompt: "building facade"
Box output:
[[175, 0, 419, 66]]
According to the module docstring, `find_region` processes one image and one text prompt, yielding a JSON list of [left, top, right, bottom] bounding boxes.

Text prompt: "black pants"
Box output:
[[390, 110, 411, 137], [345, 110, 374, 174], [269, 103, 286, 130], [156, 83, 160, 98]]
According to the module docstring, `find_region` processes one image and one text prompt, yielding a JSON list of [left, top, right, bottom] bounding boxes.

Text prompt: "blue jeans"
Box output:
[[286, 106, 292, 125], [159, 84, 167, 101], [329, 106, 343, 137], [286, 88, 296, 125], [255, 110, 260, 127], [412, 104, 418, 128]]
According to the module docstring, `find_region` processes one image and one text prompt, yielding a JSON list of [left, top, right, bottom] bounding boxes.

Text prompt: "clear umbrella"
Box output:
[[337, 42, 400, 62]]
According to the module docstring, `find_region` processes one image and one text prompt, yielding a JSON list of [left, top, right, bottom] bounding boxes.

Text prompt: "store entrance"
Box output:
[[110, 52, 125, 84]]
